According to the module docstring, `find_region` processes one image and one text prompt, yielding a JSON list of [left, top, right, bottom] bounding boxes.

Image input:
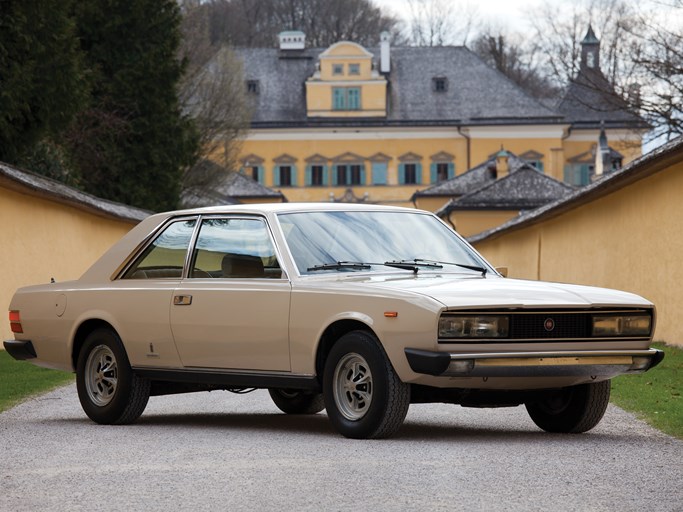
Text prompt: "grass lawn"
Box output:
[[611, 342, 682, 439], [0, 350, 74, 413], [0, 343, 681, 439]]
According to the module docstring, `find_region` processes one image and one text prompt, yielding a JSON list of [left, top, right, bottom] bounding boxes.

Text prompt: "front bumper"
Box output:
[[405, 348, 665, 378], [3, 340, 37, 360]]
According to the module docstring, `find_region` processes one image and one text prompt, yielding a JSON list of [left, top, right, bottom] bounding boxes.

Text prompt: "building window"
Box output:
[[350, 165, 362, 185], [527, 160, 544, 171], [436, 163, 449, 182], [349, 63, 360, 75], [279, 166, 292, 186], [311, 165, 324, 186], [404, 163, 417, 184], [249, 166, 261, 182], [332, 87, 361, 110], [587, 51, 595, 68], [336, 165, 348, 185], [247, 80, 260, 94], [333, 64, 344, 75], [334, 164, 365, 186], [433, 77, 448, 92]]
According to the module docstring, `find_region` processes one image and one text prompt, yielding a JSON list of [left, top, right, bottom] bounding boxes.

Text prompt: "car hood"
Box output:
[[310, 273, 652, 309]]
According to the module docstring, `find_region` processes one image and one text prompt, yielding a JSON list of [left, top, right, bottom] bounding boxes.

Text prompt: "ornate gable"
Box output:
[[273, 153, 297, 164], [332, 152, 365, 163], [430, 151, 455, 162], [398, 152, 423, 162]]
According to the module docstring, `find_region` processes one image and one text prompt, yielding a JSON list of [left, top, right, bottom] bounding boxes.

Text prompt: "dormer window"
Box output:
[[333, 64, 344, 76], [247, 80, 260, 94], [349, 63, 360, 75], [433, 77, 448, 92]]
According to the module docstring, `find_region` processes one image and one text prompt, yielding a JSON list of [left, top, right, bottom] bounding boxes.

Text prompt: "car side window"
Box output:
[[190, 218, 283, 279], [122, 219, 197, 279]]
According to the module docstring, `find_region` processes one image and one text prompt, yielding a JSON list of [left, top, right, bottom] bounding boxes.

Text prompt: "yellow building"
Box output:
[[0, 162, 147, 341], [469, 135, 683, 346], [228, 28, 645, 209]]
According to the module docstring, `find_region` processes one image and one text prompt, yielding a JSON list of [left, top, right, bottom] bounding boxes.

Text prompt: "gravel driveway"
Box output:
[[1, 383, 681, 512]]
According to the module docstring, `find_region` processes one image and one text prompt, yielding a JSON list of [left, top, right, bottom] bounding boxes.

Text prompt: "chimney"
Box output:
[[278, 30, 306, 51], [495, 147, 510, 178], [380, 31, 391, 73]]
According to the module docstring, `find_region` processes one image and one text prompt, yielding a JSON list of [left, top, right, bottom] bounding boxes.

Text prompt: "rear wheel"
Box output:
[[525, 380, 611, 433], [268, 389, 325, 414], [76, 328, 150, 425], [323, 331, 410, 439]]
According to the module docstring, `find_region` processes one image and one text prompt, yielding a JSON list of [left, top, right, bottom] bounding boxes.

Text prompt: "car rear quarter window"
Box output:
[[122, 219, 196, 279]]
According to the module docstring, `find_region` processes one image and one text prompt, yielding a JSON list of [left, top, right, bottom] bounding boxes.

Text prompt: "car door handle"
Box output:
[[173, 295, 192, 306]]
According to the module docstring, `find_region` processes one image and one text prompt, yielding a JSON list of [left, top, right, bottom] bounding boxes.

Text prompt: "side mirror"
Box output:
[[495, 266, 508, 278]]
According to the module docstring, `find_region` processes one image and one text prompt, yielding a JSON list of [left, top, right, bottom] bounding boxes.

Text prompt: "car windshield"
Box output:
[[277, 210, 489, 275]]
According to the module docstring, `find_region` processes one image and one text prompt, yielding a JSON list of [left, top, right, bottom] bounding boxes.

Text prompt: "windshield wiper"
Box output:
[[307, 261, 372, 272], [384, 260, 443, 274], [412, 258, 488, 276]]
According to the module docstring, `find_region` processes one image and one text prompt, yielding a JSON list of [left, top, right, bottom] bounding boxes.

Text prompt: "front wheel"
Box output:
[[76, 328, 150, 425], [323, 331, 410, 439], [268, 389, 325, 414], [525, 380, 611, 433]]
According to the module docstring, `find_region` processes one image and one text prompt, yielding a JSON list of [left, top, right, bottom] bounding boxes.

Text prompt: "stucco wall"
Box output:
[[473, 159, 683, 346], [1, 186, 137, 341]]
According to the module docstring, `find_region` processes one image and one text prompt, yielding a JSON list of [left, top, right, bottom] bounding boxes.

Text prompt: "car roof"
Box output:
[[164, 202, 425, 217]]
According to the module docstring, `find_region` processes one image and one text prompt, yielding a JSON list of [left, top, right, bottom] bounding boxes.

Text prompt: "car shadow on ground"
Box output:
[[47, 410, 645, 444]]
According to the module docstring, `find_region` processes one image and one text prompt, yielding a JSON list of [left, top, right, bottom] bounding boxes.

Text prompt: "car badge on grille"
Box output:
[[544, 318, 555, 332]]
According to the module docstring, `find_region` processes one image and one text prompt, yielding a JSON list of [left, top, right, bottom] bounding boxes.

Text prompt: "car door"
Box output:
[[169, 216, 292, 371]]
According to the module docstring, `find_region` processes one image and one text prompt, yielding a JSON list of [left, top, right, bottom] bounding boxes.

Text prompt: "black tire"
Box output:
[[76, 328, 150, 425], [525, 380, 611, 433], [323, 330, 410, 439], [268, 389, 326, 414]]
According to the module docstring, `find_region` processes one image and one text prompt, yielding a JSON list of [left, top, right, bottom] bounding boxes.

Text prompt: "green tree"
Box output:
[[70, 0, 198, 211], [0, 0, 88, 164]]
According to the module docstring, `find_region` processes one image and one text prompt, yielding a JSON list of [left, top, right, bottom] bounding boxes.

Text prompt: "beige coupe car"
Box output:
[[5, 204, 663, 438]]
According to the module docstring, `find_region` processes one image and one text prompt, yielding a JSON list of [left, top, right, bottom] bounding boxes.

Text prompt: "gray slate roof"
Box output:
[[236, 46, 560, 127], [416, 153, 531, 197], [468, 134, 683, 244], [437, 166, 574, 214], [0, 161, 149, 223], [180, 159, 283, 208], [557, 68, 644, 129]]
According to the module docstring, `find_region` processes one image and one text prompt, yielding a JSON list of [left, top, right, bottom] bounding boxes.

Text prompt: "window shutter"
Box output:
[[322, 165, 329, 186], [290, 165, 298, 186], [430, 163, 437, 184], [257, 166, 265, 184], [537, 161, 544, 172], [273, 166, 281, 187], [372, 163, 387, 185], [359, 165, 366, 185], [398, 163, 405, 185], [332, 165, 339, 186], [415, 163, 422, 184], [305, 165, 312, 186], [448, 162, 455, 179]]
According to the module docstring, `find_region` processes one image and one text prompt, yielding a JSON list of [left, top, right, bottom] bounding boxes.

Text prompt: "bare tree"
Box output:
[[472, 27, 560, 100], [406, 0, 478, 46], [178, 4, 252, 189], [531, 0, 683, 141], [200, 0, 403, 48]]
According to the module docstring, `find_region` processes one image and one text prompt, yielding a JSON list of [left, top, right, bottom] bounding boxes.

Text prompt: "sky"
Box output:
[[373, 0, 557, 35], [373, 0, 682, 41]]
